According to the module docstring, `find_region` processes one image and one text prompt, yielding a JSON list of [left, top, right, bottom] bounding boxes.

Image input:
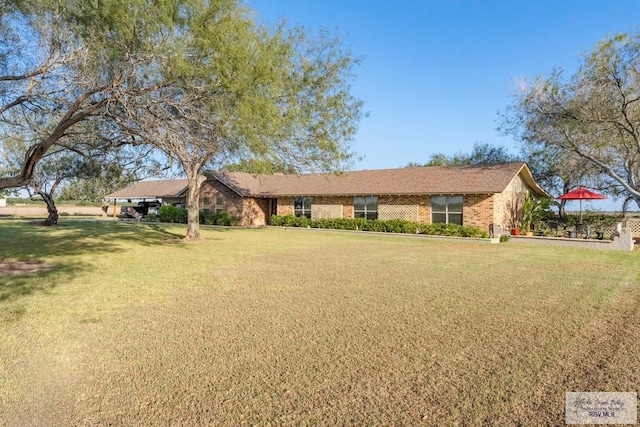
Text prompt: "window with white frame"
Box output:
[[294, 196, 312, 218], [431, 195, 463, 225], [354, 196, 378, 220]]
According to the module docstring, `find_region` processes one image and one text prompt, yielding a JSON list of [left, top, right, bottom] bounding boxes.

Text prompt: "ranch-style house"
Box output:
[[106, 162, 548, 234]]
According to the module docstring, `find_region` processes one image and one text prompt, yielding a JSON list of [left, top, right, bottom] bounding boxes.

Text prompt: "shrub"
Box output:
[[269, 215, 489, 238], [199, 210, 240, 226], [160, 207, 239, 225], [200, 210, 215, 225], [500, 234, 510, 243], [159, 205, 187, 223], [213, 211, 240, 226], [270, 215, 285, 226]]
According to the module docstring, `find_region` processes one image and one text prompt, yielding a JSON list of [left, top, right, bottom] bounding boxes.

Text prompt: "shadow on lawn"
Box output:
[[0, 220, 195, 318], [0, 263, 80, 299], [0, 262, 86, 322], [0, 219, 187, 260], [146, 223, 189, 239]]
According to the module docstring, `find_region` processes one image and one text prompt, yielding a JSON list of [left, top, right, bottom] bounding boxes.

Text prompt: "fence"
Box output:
[[591, 217, 640, 239], [625, 218, 640, 237]]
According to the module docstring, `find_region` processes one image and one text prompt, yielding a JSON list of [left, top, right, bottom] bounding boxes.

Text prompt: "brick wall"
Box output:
[[276, 194, 434, 223], [241, 197, 269, 226], [201, 180, 272, 225], [213, 189, 498, 230], [277, 196, 352, 218], [494, 175, 532, 230], [463, 194, 494, 230], [277, 196, 295, 216], [200, 180, 245, 221]]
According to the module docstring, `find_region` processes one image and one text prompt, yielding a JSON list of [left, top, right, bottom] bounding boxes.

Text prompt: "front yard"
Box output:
[[1, 221, 638, 425]]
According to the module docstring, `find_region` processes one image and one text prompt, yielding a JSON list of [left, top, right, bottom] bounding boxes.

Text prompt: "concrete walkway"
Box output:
[[509, 228, 636, 251]]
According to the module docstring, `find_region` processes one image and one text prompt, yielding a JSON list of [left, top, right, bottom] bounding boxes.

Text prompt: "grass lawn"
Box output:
[[1, 220, 639, 426]]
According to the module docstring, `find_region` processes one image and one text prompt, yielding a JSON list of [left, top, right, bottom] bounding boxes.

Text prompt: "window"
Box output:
[[215, 196, 224, 213], [294, 196, 312, 218], [431, 195, 463, 225], [200, 197, 211, 207], [354, 196, 378, 220]]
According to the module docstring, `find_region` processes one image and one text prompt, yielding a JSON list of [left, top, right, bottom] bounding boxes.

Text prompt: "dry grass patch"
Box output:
[[0, 222, 639, 425], [0, 260, 52, 276]]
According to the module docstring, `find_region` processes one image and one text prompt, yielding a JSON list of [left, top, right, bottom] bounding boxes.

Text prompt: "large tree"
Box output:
[[0, 0, 195, 189], [503, 32, 640, 210], [113, 2, 363, 240], [2, 1, 363, 240]]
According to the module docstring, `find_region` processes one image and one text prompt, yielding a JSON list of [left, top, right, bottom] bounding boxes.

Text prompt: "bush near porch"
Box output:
[[157, 206, 239, 226], [269, 214, 489, 238]]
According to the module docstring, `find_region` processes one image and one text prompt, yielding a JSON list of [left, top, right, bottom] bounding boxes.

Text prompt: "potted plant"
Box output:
[[519, 193, 537, 236], [519, 194, 551, 236]]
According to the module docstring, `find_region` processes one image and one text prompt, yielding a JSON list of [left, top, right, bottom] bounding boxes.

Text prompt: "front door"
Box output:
[[269, 198, 278, 219]]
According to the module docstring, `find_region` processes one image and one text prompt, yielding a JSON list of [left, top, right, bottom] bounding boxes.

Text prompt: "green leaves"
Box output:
[[410, 143, 519, 167], [269, 215, 490, 238], [2, 0, 364, 238]]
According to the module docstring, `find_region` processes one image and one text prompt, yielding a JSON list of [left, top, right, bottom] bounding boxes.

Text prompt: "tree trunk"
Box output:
[[558, 181, 571, 221], [38, 192, 58, 226], [558, 200, 567, 220], [183, 173, 206, 241], [0, 92, 107, 191]]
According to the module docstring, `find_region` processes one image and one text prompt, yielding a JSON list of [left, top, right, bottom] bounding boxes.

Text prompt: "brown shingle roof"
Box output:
[[211, 162, 547, 197], [105, 179, 189, 200]]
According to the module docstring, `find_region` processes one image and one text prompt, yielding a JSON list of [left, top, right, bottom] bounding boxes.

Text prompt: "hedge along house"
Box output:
[[200, 162, 548, 233]]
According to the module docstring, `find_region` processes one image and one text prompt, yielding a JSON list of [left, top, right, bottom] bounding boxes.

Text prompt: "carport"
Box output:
[[104, 179, 189, 218]]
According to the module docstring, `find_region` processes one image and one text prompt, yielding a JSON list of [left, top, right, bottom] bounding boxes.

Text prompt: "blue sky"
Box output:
[[251, 1, 640, 169], [249, 1, 640, 210]]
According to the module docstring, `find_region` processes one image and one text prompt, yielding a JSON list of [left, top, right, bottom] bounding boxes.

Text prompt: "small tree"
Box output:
[[2, 137, 72, 224]]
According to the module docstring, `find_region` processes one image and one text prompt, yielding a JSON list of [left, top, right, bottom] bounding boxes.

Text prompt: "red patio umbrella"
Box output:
[[556, 187, 607, 222]]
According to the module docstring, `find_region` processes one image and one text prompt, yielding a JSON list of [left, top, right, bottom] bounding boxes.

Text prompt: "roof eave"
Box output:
[[516, 163, 551, 197], [250, 191, 499, 198]]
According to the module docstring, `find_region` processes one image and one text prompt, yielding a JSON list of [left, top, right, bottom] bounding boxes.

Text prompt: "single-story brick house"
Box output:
[[107, 163, 548, 233], [205, 162, 547, 232]]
